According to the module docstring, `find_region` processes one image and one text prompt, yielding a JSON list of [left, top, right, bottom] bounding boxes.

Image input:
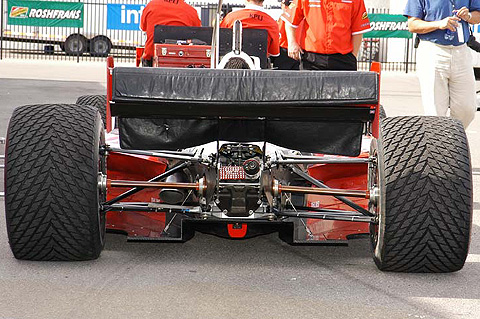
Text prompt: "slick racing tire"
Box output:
[[5, 104, 106, 261], [369, 116, 472, 272], [76, 95, 107, 128]]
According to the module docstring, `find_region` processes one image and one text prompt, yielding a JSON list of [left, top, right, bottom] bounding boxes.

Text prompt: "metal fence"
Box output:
[[0, 0, 229, 62], [0, 0, 416, 71], [358, 37, 416, 73], [358, 8, 417, 73]]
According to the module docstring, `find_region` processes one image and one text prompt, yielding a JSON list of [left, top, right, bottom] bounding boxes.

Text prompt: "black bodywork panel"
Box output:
[[111, 67, 379, 156], [119, 118, 364, 155], [126, 219, 350, 245]]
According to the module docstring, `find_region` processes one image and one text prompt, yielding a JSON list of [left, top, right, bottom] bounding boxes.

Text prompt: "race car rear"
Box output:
[[4, 40, 472, 274]]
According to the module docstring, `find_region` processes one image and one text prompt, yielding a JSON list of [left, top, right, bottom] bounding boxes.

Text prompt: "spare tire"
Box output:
[[5, 104, 106, 261], [369, 116, 472, 272], [76, 95, 107, 128]]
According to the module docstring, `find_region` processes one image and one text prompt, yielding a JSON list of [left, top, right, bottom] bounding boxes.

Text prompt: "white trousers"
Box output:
[[416, 41, 476, 128]]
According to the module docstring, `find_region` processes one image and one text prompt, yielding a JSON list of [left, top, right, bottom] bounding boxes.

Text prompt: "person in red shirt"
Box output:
[[220, 0, 280, 58], [272, 0, 304, 69], [282, 0, 372, 70], [140, 0, 201, 66]]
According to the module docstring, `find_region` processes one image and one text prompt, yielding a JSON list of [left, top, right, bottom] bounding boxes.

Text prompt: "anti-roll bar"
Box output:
[[105, 178, 367, 199], [276, 184, 368, 199], [106, 178, 207, 195]]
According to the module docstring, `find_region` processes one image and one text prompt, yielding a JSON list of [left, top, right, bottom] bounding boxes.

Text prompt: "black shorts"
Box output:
[[271, 47, 300, 70], [301, 51, 357, 71]]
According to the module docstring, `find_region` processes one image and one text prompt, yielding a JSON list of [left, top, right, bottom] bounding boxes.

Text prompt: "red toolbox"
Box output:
[[153, 44, 211, 68]]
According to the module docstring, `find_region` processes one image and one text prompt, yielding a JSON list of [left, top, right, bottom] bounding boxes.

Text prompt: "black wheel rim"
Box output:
[[93, 40, 108, 54], [68, 38, 84, 54]]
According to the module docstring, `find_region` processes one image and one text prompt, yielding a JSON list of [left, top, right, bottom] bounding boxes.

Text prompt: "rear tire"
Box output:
[[76, 95, 107, 128], [369, 116, 472, 272], [5, 104, 106, 261], [379, 105, 387, 119]]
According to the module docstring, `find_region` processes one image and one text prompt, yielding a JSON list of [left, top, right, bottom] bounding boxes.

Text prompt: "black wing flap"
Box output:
[[111, 67, 378, 118]]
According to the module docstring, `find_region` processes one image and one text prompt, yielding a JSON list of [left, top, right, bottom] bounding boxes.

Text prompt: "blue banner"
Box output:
[[107, 4, 145, 30]]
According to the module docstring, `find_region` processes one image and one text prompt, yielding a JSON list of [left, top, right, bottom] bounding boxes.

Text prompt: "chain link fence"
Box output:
[[1, 0, 416, 71]]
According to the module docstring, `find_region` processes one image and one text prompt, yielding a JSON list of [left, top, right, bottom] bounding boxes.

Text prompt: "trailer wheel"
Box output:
[[369, 116, 472, 272], [64, 34, 88, 56], [90, 35, 112, 57], [5, 104, 106, 261], [76, 95, 107, 128]]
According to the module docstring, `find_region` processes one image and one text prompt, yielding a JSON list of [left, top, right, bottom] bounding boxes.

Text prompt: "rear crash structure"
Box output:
[[4, 62, 473, 273]]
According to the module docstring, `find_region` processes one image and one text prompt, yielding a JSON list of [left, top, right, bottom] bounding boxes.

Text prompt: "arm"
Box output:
[[352, 33, 363, 58], [189, 5, 202, 27], [407, 16, 460, 34], [456, 7, 480, 24], [470, 11, 480, 24], [193, 15, 202, 27], [269, 24, 281, 57], [350, 0, 371, 57], [285, 24, 302, 60], [281, 0, 304, 60], [140, 5, 148, 32]]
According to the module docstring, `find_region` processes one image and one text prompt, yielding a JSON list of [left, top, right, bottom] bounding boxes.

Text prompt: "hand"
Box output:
[[455, 7, 472, 22], [288, 41, 303, 61], [438, 16, 460, 31]]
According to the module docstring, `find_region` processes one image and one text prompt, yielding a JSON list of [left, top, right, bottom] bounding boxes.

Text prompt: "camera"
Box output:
[[467, 34, 480, 53]]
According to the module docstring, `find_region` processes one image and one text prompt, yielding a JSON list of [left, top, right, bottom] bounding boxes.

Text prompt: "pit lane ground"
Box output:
[[0, 59, 479, 319]]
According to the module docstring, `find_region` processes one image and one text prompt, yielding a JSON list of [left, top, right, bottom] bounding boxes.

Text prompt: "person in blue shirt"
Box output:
[[404, 0, 480, 128]]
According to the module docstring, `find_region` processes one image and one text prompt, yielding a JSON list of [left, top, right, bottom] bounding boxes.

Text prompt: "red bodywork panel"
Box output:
[[106, 152, 168, 237], [306, 153, 370, 241], [136, 47, 144, 67], [370, 61, 381, 138]]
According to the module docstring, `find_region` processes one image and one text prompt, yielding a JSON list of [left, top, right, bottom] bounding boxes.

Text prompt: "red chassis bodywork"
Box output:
[[105, 151, 371, 241], [105, 56, 381, 243]]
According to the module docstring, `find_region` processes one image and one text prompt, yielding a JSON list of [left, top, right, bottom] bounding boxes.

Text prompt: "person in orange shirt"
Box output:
[[272, 0, 304, 69], [282, 0, 372, 70], [220, 0, 280, 58], [140, 0, 201, 66]]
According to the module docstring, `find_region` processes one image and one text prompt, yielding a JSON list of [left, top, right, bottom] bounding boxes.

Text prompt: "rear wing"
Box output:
[[109, 67, 379, 156], [111, 67, 378, 118]]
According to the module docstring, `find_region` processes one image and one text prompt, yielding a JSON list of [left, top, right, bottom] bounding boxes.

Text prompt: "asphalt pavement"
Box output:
[[0, 59, 479, 319]]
